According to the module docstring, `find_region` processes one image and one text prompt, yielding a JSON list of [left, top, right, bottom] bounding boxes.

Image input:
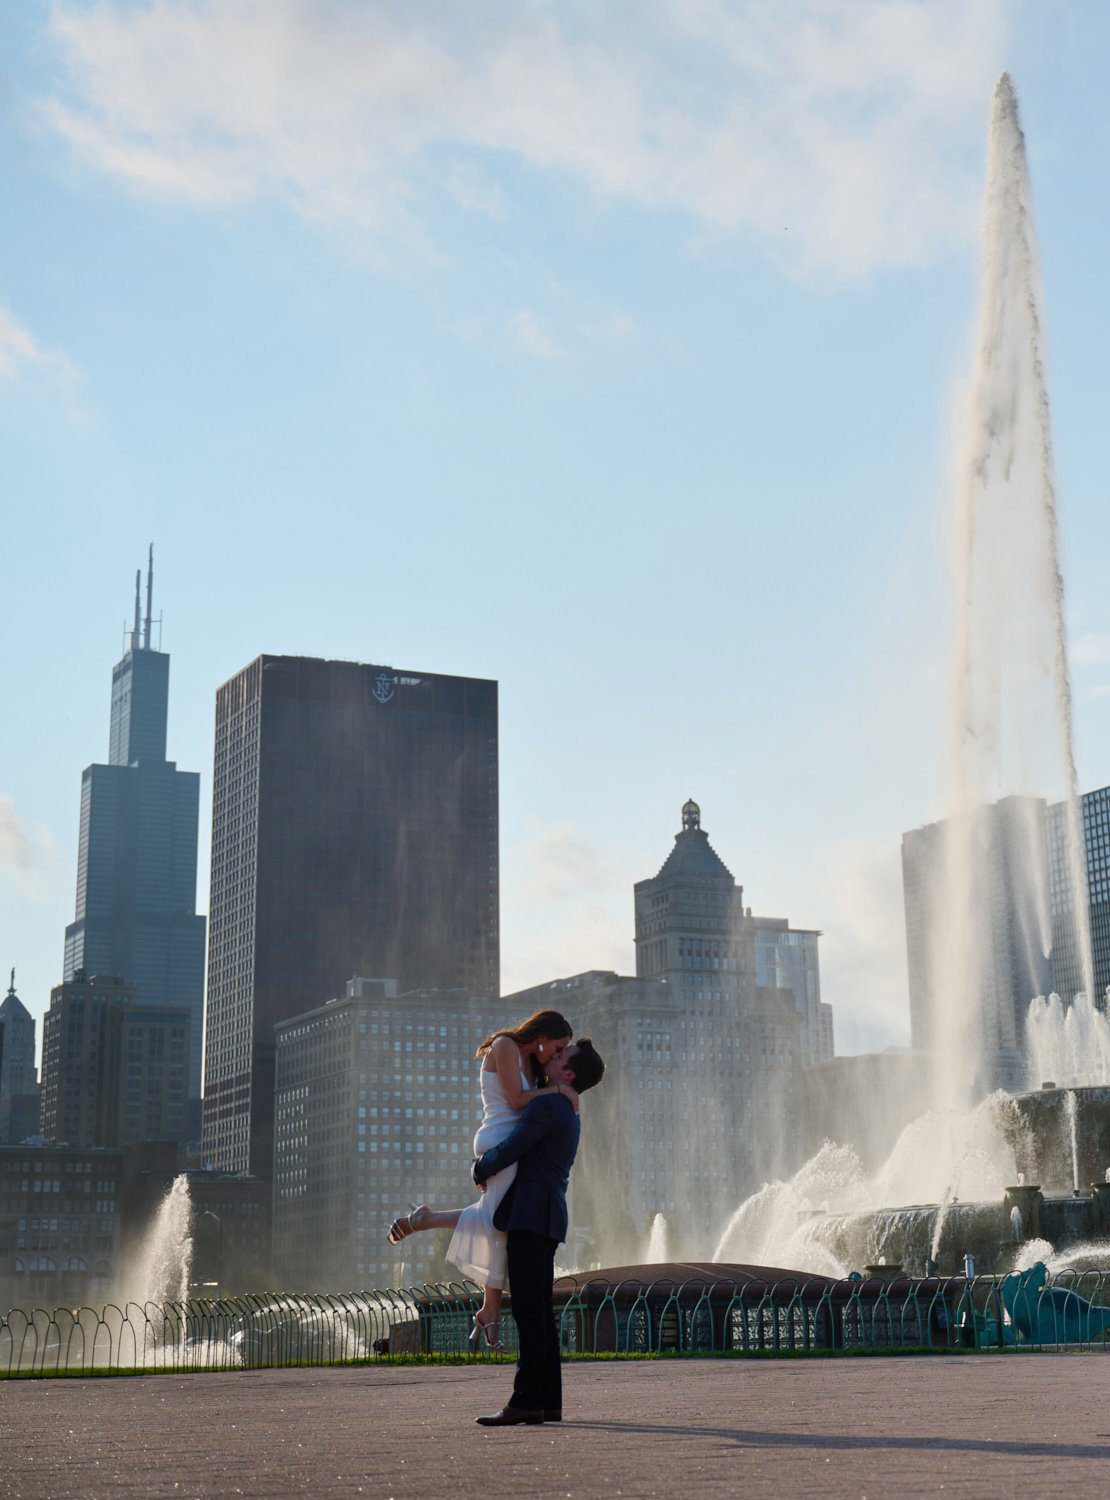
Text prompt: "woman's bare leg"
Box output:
[[403, 1205, 461, 1232], [477, 1285, 503, 1327]]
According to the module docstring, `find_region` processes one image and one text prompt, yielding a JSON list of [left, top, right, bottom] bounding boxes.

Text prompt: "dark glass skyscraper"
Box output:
[[62, 553, 206, 1131], [203, 656, 499, 1177], [1048, 784, 1110, 1007]]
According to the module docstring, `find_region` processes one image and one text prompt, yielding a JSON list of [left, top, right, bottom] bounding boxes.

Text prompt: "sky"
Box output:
[[4, 0, 1110, 1061]]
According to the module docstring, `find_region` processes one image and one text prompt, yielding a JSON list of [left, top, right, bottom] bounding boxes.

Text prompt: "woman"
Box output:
[[386, 1008, 575, 1349]]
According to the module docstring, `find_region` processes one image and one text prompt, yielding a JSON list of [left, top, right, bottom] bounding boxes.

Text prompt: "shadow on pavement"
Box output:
[[561, 1421, 1110, 1461]]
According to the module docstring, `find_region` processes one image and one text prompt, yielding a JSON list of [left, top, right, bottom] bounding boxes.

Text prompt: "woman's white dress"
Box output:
[[445, 1063, 529, 1290]]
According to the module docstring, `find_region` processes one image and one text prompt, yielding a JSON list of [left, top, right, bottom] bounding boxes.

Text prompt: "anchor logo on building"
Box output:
[[372, 672, 395, 704]]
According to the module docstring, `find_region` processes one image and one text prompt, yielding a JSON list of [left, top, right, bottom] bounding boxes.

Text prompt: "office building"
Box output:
[[62, 553, 205, 1133], [273, 977, 503, 1289], [902, 786, 1109, 1091], [0, 1143, 122, 1311], [204, 656, 498, 1178], [1048, 784, 1110, 1007], [39, 973, 190, 1151], [753, 920, 833, 1068], [633, 799, 830, 1063], [0, 972, 40, 1144], [506, 801, 813, 1261]]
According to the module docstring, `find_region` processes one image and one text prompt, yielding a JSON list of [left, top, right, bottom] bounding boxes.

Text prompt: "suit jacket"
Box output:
[[472, 1093, 580, 1243]]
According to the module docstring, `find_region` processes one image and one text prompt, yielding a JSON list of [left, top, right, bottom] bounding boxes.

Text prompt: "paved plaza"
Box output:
[[1, 1355, 1107, 1499]]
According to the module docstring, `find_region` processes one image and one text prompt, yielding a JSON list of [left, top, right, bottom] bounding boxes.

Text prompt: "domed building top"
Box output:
[[654, 799, 734, 883]]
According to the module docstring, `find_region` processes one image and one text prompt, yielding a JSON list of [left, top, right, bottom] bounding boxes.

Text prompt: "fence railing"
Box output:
[[2, 1265, 1108, 1377]]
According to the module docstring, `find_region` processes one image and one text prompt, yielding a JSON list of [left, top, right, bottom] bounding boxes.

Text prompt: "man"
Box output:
[[471, 1037, 605, 1426]]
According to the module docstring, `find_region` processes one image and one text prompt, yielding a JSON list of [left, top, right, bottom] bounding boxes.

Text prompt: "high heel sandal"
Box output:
[[468, 1312, 505, 1353], [386, 1201, 429, 1244]]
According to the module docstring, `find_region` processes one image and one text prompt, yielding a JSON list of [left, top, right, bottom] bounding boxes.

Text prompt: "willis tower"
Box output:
[[63, 550, 206, 1134]]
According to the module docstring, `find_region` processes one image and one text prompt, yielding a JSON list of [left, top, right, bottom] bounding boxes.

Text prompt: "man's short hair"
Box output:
[[565, 1037, 605, 1093]]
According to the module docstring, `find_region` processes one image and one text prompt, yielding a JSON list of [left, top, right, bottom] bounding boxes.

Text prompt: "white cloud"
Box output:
[[585, 310, 637, 344], [513, 821, 611, 903], [501, 821, 630, 994], [1071, 633, 1110, 668], [0, 306, 74, 384], [805, 838, 911, 1055], [507, 308, 567, 360], [0, 796, 57, 899], [40, 0, 1008, 277]]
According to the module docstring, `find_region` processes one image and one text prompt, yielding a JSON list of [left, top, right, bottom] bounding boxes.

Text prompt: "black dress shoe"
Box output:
[[475, 1406, 544, 1426], [544, 1410, 562, 1422]]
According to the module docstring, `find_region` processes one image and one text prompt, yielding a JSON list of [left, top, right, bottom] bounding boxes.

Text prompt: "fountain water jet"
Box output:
[[122, 1176, 193, 1306], [1027, 993, 1110, 1087], [708, 69, 1110, 1247], [1064, 1090, 1080, 1195], [644, 1212, 668, 1263], [930, 72, 1093, 1113]]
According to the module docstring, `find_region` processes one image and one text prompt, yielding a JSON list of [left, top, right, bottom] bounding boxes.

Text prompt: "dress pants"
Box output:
[[506, 1230, 560, 1413]]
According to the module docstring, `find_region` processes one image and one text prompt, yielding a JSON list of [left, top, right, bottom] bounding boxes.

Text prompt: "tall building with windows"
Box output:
[[204, 657, 499, 1178], [506, 801, 817, 1262], [1048, 784, 1110, 1008], [903, 785, 1110, 1093], [633, 799, 830, 1067], [62, 553, 205, 1133], [0, 972, 39, 1144], [753, 920, 833, 1068], [273, 977, 504, 1289], [39, 973, 190, 1151]]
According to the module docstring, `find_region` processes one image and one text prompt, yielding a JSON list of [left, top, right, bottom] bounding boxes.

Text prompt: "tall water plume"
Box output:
[[933, 72, 1092, 1111], [120, 1175, 193, 1306]]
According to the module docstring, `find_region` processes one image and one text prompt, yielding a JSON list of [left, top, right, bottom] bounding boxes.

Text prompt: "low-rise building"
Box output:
[[0, 1143, 122, 1311], [273, 978, 504, 1291]]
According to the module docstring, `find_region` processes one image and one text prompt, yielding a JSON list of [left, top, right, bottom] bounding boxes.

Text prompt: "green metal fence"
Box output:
[[2, 1266, 1108, 1377]]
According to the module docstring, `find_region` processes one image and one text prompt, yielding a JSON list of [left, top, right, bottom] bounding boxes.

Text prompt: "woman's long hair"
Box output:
[[476, 1009, 573, 1061]]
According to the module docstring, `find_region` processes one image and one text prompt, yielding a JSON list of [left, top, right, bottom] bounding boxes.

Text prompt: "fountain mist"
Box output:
[[1027, 992, 1110, 1086], [121, 1176, 193, 1306], [644, 1212, 668, 1263], [934, 72, 1093, 1111]]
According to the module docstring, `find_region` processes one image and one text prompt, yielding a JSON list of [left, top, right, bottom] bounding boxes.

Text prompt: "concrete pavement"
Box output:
[[2, 1355, 1108, 1499]]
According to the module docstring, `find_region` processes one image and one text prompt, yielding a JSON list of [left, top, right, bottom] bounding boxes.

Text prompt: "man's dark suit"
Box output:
[[473, 1092, 580, 1415]]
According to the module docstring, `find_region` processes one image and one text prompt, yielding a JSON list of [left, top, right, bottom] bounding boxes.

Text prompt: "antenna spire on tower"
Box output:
[[143, 543, 154, 650], [132, 569, 142, 651]]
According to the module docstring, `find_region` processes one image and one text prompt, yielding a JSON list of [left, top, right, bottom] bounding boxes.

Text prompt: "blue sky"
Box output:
[[4, 1, 1110, 1058]]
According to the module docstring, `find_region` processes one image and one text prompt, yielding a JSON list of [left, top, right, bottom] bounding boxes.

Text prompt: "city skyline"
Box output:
[[6, 5, 1110, 1058]]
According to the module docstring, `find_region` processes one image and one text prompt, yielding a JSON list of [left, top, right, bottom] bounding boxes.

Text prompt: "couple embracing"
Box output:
[[387, 1009, 605, 1425]]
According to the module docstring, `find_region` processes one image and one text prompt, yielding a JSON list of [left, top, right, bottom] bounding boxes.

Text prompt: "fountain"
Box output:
[[119, 1175, 193, 1306], [707, 76, 1110, 1283], [1027, 993, 1110, 1087], [644, 1212, 668, 1263]]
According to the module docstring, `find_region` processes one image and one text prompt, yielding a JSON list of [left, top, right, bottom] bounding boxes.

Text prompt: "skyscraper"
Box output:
[[62, 552, 206, 1133], [203, 656, 499, 1177], [902, 796, 1051, 1092], [506, 800, 817, 1260], [634, 799, 831, 1066], [902, 789, 1107, 1092], [39, 973, 190, 1149], [1048, 784, 1110, 1008], [0, 972, 39, 1144]]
